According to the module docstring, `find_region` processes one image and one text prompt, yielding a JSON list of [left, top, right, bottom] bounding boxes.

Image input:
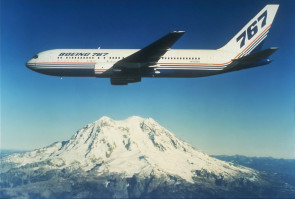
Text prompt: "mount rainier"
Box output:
[[0, 116, 293, 198]]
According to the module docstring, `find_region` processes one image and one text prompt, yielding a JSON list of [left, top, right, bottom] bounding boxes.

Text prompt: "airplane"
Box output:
[[26, 4, 279, 85]]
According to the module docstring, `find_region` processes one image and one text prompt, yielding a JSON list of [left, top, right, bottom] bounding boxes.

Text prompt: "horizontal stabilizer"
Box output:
[[225, 47, 278, 72]]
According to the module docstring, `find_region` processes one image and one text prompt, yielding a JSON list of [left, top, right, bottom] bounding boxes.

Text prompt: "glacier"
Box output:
[[1, 116, 294, 198]]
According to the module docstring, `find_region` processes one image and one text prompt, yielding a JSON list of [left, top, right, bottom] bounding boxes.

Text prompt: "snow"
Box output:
[[1, 116, 259, 183]]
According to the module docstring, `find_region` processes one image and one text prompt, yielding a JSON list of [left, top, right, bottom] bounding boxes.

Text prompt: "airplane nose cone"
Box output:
[[26, 59, 35, 70], [26, 61, 30, 68]]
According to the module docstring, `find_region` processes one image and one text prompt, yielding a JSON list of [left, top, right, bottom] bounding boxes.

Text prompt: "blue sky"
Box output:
[[1, 0, 294, 158]]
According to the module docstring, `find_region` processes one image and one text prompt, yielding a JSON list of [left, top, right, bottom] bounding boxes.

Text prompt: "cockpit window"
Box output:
[[33, 55, 38, 59]]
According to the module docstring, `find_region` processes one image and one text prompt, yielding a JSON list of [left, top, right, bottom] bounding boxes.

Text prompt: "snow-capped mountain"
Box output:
[[1, 116, 293, 198]]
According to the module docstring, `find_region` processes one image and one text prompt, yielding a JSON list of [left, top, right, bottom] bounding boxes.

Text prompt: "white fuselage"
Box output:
[[25, 5, 279, 84], [26, 49, 236, 78]]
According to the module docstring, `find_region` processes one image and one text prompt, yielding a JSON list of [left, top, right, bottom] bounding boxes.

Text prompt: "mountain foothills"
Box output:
[[213, 155, 295, 177], [0, 116, 294, 198]]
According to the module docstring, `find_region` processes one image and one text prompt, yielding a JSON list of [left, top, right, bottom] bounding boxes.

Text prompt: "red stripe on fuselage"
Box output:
[[34, 62, 94, 64]]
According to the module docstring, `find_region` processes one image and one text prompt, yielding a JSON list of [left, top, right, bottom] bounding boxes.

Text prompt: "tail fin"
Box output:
[[219, 4, 279, 59]]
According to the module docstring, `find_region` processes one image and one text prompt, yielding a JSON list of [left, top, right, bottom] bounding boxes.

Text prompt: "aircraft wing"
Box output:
[[110, 31, 185, 85], [224, 47, 278, 72], [114, 31, 185, 69]]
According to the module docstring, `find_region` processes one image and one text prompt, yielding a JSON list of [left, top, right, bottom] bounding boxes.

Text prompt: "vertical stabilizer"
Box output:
[[219, 5, 279, 59]]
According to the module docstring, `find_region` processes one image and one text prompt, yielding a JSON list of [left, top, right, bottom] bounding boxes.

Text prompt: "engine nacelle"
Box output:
[[110, 76, 141, 85]]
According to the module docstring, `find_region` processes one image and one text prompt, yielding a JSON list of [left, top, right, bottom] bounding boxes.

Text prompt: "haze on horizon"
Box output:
[[1, 0, 294, 159]]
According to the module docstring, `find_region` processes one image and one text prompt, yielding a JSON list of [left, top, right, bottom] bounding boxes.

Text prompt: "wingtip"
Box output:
[[172, 30, 185, 34], [270, 47, 279, 52]]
